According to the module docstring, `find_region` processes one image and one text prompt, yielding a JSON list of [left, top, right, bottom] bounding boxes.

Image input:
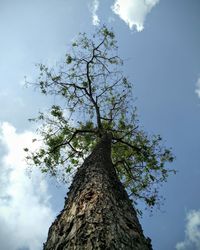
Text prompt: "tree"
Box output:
[[26, 26, 175, 249]]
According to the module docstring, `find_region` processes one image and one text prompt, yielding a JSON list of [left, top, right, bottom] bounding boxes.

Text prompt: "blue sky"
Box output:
[[0, 0, 200, 249]]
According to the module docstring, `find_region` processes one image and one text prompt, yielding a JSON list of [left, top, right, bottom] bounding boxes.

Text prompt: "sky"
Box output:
[[0, 0, 200, 249]]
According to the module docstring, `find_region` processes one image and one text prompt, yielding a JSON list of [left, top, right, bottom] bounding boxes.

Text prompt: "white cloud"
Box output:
[[112, 0, 160, 32], [0, 122, 55, 250], [89, 0, 100, 26], [176, 210, 200, 250], [195, 77, 200, 98]]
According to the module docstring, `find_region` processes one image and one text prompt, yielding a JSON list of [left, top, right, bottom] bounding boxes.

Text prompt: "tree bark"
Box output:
[[43, 133, 153, 250]]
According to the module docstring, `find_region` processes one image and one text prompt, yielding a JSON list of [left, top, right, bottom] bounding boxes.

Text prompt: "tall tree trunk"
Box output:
[[43, 133, 152, 250]]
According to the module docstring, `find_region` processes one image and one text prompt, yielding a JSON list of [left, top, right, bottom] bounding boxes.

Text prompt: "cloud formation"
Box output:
[[0, 122, 55, 250], [89, 0, 100, 26], [176, 210, 200, 250], [112, 0, 160, 31], [195, 77, 200, 98]]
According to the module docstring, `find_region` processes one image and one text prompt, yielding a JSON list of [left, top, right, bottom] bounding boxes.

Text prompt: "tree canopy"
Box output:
[[25, 26, 175, 210]]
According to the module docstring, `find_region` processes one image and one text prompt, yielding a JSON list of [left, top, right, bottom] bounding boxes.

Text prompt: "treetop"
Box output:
[[26, 26, 175, 211]]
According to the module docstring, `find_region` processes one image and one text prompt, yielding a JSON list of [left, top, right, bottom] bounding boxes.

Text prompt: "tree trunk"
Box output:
[[43, 133, 152, 250]]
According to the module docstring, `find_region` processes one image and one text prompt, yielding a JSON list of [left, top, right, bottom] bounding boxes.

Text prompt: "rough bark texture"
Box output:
[[44, 134, 153, 250]]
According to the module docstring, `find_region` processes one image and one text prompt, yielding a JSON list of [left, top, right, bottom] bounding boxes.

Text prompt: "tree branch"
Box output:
[[49, 129, 97, 154]]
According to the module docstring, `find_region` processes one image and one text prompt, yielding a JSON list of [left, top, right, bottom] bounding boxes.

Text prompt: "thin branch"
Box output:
[[112, 136, 140, 153], [49, 129, 97, 154]]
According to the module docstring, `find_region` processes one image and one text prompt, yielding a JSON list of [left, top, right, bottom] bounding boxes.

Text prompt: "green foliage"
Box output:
[[26, 26, 175, 210]]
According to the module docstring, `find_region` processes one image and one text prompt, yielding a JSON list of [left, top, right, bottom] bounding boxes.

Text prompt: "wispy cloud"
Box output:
[[111, 0, 160, 32], [176, 210, 200, 250], [195, 77, 200, 98], [89, 0, 100, 26], [0, 122, 55, 250]]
